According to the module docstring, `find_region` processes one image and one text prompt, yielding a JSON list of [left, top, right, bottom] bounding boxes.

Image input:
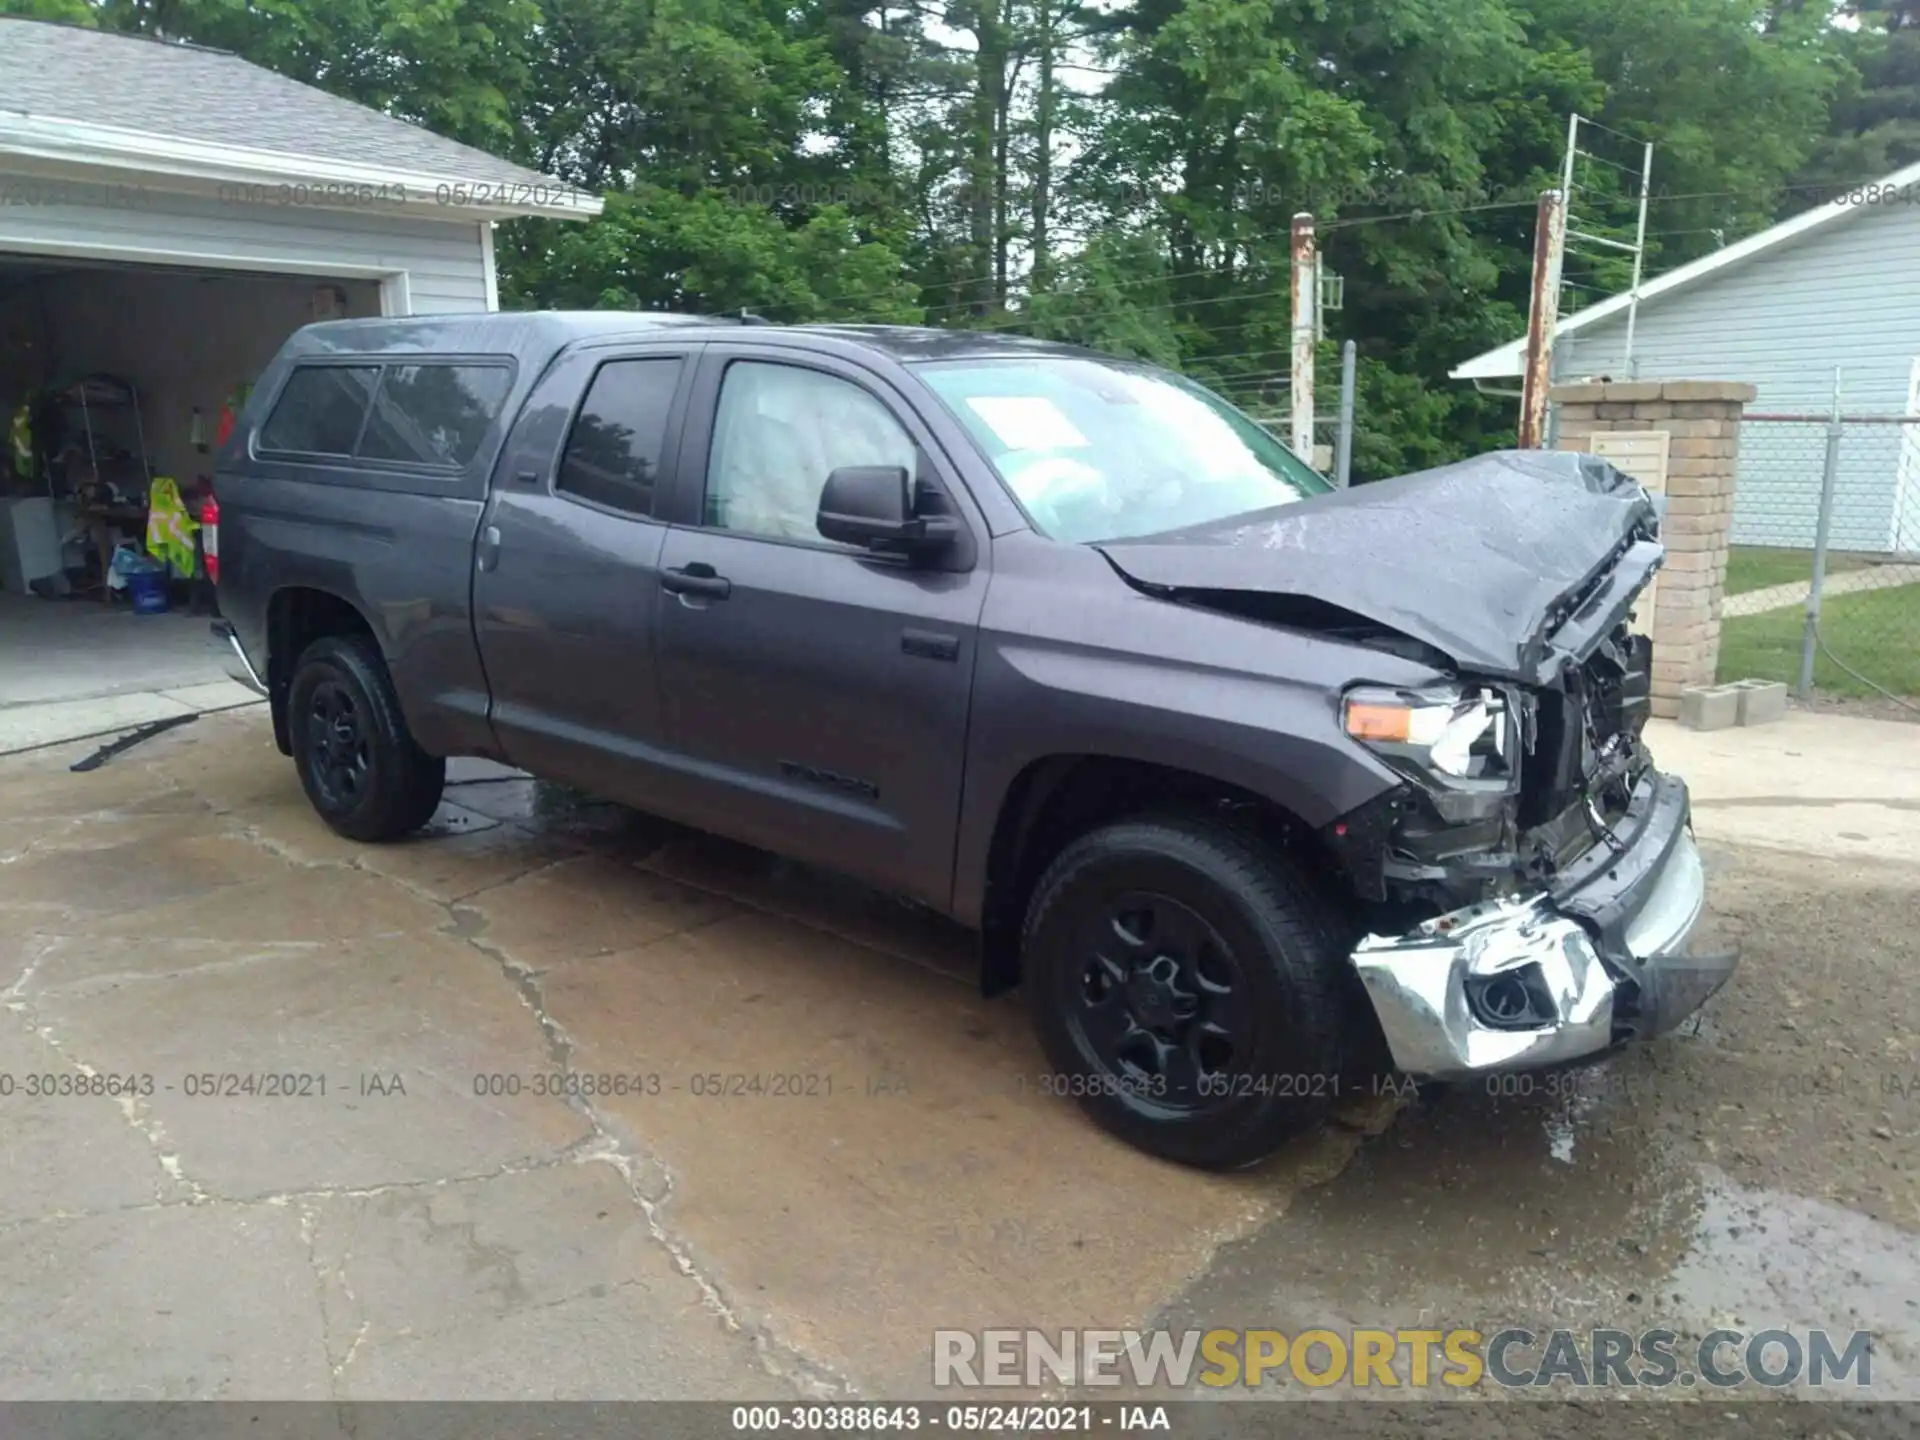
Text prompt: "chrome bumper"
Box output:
[[210, 620, 268, 697], [1351, 822, 1733, 1080]]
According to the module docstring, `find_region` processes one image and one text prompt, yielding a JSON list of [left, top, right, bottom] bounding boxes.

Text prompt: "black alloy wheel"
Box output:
[[1022, 814, 1355, 1169], [286, 633, 446, 842], [304, 679, 372, 810], [1065, 890, 1253, 1113]]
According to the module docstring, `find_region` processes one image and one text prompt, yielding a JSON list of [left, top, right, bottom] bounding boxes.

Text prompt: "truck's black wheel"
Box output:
[[1020, 814, 1353, 1170], [287, 634, 445, 842]]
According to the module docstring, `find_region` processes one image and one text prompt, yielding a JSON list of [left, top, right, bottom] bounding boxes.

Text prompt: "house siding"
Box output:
[[1555, 201, 1920, 552], [0, 171, 492, 313]]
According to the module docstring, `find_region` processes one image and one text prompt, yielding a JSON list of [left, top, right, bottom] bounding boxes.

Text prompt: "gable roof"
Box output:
[[1450, 158, 1920, 381], [0, 18, 600, 222]]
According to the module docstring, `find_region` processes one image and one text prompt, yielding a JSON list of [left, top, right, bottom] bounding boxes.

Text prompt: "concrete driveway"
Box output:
[[0, 708, 1914, 1413]]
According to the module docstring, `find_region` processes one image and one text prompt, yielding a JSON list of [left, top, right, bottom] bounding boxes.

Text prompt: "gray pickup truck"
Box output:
[[208, 311, 1735, 1168]]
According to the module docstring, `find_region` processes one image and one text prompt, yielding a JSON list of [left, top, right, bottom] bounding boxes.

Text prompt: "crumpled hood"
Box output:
[[1095, 449, 1661, 680]]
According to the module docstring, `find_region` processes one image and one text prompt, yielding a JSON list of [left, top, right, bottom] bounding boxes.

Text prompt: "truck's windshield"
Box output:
[[917, 356, 1330, 544]]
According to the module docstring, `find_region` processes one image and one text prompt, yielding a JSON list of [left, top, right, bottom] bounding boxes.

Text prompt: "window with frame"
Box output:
[[258, 365, 380, 456], [705, 362, 916, 542], [554, 358, 684, 516], [358, 364, 513, 468]]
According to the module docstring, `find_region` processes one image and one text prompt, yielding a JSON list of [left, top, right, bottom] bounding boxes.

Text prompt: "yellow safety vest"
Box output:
[[8, 402, 30, 477], [145, 476, 201, 578]]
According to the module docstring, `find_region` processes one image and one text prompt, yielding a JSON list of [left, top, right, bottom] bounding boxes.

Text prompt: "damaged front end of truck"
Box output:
[[1098, 449, 1739, 1081], [1326, 589, 1731, 1080]]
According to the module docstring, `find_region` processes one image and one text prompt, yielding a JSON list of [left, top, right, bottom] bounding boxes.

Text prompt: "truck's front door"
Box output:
[[650, 348, 990, 909], [472, 340, 697, 800]]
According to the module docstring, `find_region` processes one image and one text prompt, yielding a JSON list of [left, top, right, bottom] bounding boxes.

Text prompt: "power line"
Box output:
[[1573, 115, 1650, 146], [1570, 146, 1642, 178], [1319, 196, 1540, 231]]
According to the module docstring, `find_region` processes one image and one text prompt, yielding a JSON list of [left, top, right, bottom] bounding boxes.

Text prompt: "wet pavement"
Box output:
[[0, 708, 1914, 1419]]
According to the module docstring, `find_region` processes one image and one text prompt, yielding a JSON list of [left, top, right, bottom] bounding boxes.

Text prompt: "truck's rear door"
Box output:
[[472, 338, 700, 798]]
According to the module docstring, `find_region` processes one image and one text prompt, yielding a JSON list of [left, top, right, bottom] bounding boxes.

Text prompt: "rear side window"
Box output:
[[359, 364, 513, 468], [554, 358, 683, 515], [258, 360, 512, 469], [258, 365, 379, 455]]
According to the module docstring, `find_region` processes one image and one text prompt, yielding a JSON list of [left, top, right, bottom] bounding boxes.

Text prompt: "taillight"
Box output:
[[201, 492, 220, 585]]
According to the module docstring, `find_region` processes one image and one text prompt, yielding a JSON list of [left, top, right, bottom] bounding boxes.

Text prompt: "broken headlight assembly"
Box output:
[[1342, 683, 1520, 822]]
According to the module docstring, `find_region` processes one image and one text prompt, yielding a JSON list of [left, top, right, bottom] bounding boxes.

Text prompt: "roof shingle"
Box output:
[[0, 17, 557, 188]]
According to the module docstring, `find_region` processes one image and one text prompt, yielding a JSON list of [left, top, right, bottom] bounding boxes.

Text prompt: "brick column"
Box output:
[[1549, 380, 1755, 719]]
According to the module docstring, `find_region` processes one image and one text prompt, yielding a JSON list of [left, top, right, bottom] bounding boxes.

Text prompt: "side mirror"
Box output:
[[816, 465, 956, 556]]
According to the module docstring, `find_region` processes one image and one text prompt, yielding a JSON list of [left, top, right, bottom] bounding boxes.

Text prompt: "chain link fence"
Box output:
[[1722, 411, 1920, 709]]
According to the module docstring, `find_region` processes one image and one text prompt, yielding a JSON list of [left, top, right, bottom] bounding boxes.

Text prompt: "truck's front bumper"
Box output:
[[1349, 772, 1736, 1080]]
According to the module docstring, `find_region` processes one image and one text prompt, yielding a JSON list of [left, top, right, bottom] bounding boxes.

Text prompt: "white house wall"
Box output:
[[0, 170, 492, 313], [1556, 201, 1920, 552]]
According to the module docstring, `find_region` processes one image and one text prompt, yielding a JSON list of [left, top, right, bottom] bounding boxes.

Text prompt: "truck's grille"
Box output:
[[1518, 625, 1651, 828], [1585, 629, 1653, 748]]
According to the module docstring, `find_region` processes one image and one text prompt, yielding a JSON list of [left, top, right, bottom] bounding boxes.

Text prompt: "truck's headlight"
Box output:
[[1343, 684, 1516, 787]]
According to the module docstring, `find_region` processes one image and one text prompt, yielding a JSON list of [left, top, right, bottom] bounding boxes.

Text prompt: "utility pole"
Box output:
[[1558, 113, 1656, 376], [1290, 213, 1316, 461], [1336, 339, 1357, 488], [1622, 139, 1655, 374], [1519, 189, 1567, 449]]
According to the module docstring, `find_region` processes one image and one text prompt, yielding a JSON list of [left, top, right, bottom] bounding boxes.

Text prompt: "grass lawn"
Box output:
[[1724, 545, 1869, 597], [1717, 582, 1920, 698]]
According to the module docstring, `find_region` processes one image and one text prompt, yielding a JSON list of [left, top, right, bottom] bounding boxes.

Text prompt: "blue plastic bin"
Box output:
[[126, 568, 170, 614]]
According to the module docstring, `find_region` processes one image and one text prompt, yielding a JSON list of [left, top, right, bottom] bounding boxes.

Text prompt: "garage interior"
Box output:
[[0, 258, 381, 716]]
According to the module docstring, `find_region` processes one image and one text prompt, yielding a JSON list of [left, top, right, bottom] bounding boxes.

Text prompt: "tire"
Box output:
[[287, 634, 445, 842], [1021, 813, 1355, 1170]]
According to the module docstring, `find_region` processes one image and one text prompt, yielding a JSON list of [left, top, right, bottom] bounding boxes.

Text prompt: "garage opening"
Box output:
[[0, 257, 380, 740]]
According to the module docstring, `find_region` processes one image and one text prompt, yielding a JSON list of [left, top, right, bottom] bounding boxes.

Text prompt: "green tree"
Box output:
[[1796, 0, 1920, 194], [0, 0, 1863, 479]]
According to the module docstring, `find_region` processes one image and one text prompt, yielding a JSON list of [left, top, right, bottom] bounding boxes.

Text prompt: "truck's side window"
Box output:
[[359, 364, 513, 468], [705, 361, 915, 543], [259, 365, 380, 456], [554, 358, 683, 516]]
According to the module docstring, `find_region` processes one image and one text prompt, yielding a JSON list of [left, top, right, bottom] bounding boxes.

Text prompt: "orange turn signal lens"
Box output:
[[1344, 702, 1413, 743]]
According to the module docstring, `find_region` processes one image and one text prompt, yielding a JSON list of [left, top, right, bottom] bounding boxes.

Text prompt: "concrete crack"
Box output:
[[29, 942, 327, 999], [1, 935, 57, 1003], [0, 1152, 596, 1238], [4, 984, 208, 1205], [449, 900, 857, 1401], [0, 821, 82, 865], [333, 1320, 370, 1381], [296, 1198, 351, 1397], [445, 855, 578, 905]]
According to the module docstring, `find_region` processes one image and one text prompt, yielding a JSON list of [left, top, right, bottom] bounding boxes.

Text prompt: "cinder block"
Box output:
[[1658, 480, 1720, 503], [1549, 383, 1610, 404], [1734, 679, 1789, 726], [1661, 381, 1758, 404], [1602, 382, 1666, 402], [1666, 455, 1733, 478], [1679, 683, 1742, 731], [1663, 418, 1730, 439]]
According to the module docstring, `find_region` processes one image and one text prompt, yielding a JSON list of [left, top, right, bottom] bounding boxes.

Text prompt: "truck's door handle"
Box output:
[[477, 525, 502, 572], [660, 563, 731, 600], [902, 629, 959, 662]]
